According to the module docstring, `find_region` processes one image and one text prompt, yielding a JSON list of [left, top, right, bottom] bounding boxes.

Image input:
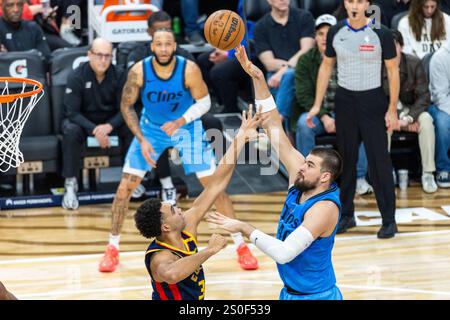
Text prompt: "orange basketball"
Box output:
[[204, 10, 245, 51]]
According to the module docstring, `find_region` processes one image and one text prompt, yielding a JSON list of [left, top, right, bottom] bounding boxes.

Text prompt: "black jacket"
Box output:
[[64, 62, 126, 133], [383, 53, 431, 121], [0, 17, 51, 59]]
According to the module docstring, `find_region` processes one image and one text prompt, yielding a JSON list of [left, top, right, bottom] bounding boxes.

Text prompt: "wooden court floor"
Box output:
[[1, 185, 450, 300]]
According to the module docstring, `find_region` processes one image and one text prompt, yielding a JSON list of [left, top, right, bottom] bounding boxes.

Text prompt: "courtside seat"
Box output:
[[0, 50, 59, 193], [50, 47, 124, 189], [391, 11, 408, 30]]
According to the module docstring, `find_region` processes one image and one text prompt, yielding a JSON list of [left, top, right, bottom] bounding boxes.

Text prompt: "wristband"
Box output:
[[255, 95, 277, 113]]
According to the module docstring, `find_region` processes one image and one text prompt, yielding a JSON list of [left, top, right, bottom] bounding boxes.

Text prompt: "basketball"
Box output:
[[204, 10, 245, 51]]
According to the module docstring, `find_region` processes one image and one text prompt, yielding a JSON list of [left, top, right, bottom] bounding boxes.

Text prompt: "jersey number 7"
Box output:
[[170, 102, 180, 112]]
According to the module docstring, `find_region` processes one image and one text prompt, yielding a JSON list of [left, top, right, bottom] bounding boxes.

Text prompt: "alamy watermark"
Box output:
[[166, 124, 283, 176]]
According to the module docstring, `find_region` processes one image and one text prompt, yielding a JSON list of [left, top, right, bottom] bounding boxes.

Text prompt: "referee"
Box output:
[[307, 0, 400, 238]]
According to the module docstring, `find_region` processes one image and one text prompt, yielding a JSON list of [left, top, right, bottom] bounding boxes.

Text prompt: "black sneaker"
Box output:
[[377, 222, 398, 239], [436, 171, 450, 188], [185, 31, 205, 46], [336, 216, 356, 234]]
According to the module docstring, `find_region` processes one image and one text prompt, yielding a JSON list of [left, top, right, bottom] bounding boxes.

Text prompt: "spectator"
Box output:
[[429, 35, 450, 188], [61, 38, 133, 210], [295, 14, 373, 196], [152, 0, 205, 46], [7, 0, 73, 50], [384, 30, 438, 193], [196, 0, 253, 114], [398, 0, 450, 59], [0, 0, 51, 59], [254, 0, 315, 127]]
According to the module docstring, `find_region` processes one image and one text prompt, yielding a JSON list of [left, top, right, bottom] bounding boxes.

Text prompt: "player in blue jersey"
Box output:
[[207, 46, 344, 300], [134, 105, 262, 300], [98, 29, 258, 273]]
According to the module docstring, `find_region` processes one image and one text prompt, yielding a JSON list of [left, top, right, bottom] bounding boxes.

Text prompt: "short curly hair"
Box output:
[[134, 198, 163, 239]]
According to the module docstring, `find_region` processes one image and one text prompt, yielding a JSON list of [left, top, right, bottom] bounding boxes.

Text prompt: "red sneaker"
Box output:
[[98, 245, 119, 273], [236, 243, 259, 270]]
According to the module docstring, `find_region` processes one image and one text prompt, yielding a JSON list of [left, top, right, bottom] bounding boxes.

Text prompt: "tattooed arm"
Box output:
[[121, 62, 156, 167], [121, 62, 144, 142]]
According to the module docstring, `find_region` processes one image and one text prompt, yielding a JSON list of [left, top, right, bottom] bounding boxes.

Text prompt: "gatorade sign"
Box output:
[[9, 59, 28, 77]]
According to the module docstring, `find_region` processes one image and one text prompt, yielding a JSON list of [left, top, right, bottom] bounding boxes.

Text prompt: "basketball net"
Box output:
[[0, 78, 44, 172]]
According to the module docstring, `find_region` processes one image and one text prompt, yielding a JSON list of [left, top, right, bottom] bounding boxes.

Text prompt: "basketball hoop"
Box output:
[[0, 77, 44, 172]]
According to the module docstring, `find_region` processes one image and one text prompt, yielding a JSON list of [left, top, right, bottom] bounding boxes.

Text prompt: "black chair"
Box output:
[[0, 50, 59, 194], [116, 41, 144, 70], [50, 47, 124, 190], [300, 0, 340, 18], [391, 11, 408, 30]]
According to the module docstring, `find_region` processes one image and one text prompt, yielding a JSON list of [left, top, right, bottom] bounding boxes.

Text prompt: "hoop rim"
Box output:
[[0, 77, 44, 104]]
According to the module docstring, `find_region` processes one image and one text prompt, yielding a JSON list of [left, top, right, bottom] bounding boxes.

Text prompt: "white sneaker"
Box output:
[[62, 178, 79, 210], [162, 187, 177, 206], [422, 173, 438, 193], [60, 24, 81, 46], [356, 178, 373, 195], [131, 184, 146, 199]]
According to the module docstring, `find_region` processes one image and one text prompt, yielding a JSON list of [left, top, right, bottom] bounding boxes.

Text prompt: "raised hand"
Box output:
[[206, 211, 246, 234], [238, 104, 262, 142], [235, 45, 264, 80]]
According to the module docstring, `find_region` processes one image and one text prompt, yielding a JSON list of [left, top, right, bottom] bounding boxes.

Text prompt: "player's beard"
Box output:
[[154, 50, 176, 67], [294, 175, 320, 193]]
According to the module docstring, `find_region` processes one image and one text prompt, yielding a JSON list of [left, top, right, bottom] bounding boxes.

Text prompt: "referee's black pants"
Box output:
[[334, 86, 396, 225]]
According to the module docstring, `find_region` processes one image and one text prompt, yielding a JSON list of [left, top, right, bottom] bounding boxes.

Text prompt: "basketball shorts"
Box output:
[[279, 285, 343, 300], [124, 118, 215, 178]]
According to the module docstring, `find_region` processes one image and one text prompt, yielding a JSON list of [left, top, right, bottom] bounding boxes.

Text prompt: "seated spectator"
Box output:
[[429, 34, 450, 188], [295, 14, 372, 196], [0, 0, 71, 50], [398, 0, 450, 59], [254, 0, 315, 128], [62, 38, 133, 210], [384, 30, 438, 193], [0, 0, 51, 58], [152, 0, 205, 46], [196, 0, 254, 114]]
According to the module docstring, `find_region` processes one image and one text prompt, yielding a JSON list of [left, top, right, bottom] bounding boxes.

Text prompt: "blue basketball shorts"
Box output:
[[124, 118, 215, 178]]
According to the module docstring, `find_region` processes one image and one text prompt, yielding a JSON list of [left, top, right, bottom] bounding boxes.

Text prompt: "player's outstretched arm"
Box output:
[[234, 45, 305, 185], [184, 106, 260, 228], [207, 201, 338, 264], [150, 234, 227, 284]]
